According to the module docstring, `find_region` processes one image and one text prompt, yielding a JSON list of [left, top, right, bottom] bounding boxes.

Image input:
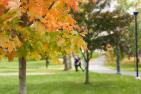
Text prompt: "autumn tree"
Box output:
[[74, 0, 134, 83], [0, 0, 85, 94], [73, 0, 113, 84]]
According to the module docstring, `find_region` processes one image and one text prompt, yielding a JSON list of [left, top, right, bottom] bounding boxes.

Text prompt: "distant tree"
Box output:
[[74, 0, 133, 83], [73, 0, 113, 84]]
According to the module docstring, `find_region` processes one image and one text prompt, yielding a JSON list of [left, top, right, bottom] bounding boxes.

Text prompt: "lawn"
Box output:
[[0, 58, 141, 94], [106, 63, 141, 71], [0, 71, 141, 94], [105, 56, 141, 71], [0, 58, 64, 73], [0, 53, 100, 73]]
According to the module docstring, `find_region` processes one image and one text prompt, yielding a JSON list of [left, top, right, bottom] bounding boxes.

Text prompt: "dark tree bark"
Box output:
[[19, 57, 26, 94], [80, 49, 91, 84], [85, 59, 89, 84], [63, 55, 68, 71], [116, 44, 120, 74], [45, 57, 50, 68], [85, 51, 90, 84]]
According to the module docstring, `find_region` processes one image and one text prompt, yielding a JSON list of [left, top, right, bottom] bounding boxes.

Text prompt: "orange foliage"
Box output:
[[6, 51, 16, 61], [29, 0, 47, 17], [0, 0, 79, 61], [0, 0, 9, 15], [1, 0, 8, 6], [61, 0, 78, 12], [25, 0, 78, 31]]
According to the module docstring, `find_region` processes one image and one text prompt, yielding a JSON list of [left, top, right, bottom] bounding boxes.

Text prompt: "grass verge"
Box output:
[[0, 72, 141, 94]]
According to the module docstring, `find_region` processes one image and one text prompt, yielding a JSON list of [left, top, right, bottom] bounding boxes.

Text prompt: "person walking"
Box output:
[[74, 57, 84, 72]]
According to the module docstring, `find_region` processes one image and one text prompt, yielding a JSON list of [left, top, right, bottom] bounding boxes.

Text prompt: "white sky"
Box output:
[[109, 0, 140, 14]]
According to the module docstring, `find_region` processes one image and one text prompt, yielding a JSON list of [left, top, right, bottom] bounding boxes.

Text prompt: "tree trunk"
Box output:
[[63, 55, 68, 71], [19, 57, 26, 94], [80, 49, 90, 84], [45, 57, 49, 68], [63, 55, 72, 71], [116, 45, 120, 74], [85, 60, 89, 84], [68, 55, 72, 69]]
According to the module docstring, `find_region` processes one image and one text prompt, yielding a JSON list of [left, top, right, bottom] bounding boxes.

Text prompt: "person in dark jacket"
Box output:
[[74, 57, 84, 72]]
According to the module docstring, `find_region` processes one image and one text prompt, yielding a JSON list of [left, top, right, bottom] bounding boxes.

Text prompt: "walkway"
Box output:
[[89, 55, 141, 77], [0, 72, 55, 76]]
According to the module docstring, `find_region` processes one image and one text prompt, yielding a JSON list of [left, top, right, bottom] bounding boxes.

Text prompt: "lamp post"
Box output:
[[133, 11, 140, 79]]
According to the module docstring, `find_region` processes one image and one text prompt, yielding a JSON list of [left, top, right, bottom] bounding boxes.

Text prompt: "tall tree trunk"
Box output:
[[63, 55, 68, 71], [45, 57, 49, 68], [63, 55, 72, 71], [85, 51, 90, 84], [85, 59, 89, 84], [116, 44, 120, 74], [68, 55, 72, 69], [80, 49, 90, 84], [19, 57, 26, 94]]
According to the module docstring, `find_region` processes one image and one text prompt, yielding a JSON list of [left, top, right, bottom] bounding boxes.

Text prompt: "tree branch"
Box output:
[[80, 48, 87, 62], [48, 0, 56, 10]]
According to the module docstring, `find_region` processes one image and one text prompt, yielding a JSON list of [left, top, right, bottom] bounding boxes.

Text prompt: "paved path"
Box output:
[[89, 55, 116, 74], [0, 72, 55, 76], [89, 55, 141, 77], [0, 56, 140, 77]]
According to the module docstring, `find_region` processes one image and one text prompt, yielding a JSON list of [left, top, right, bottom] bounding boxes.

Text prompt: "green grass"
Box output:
[[106, 63, 141, 71], [0, 72, 141, 94], [1, 58, 141, 94], [0, 58, 64, 73], [0, 52, 101, 73], [105, 56, 141, 71]]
